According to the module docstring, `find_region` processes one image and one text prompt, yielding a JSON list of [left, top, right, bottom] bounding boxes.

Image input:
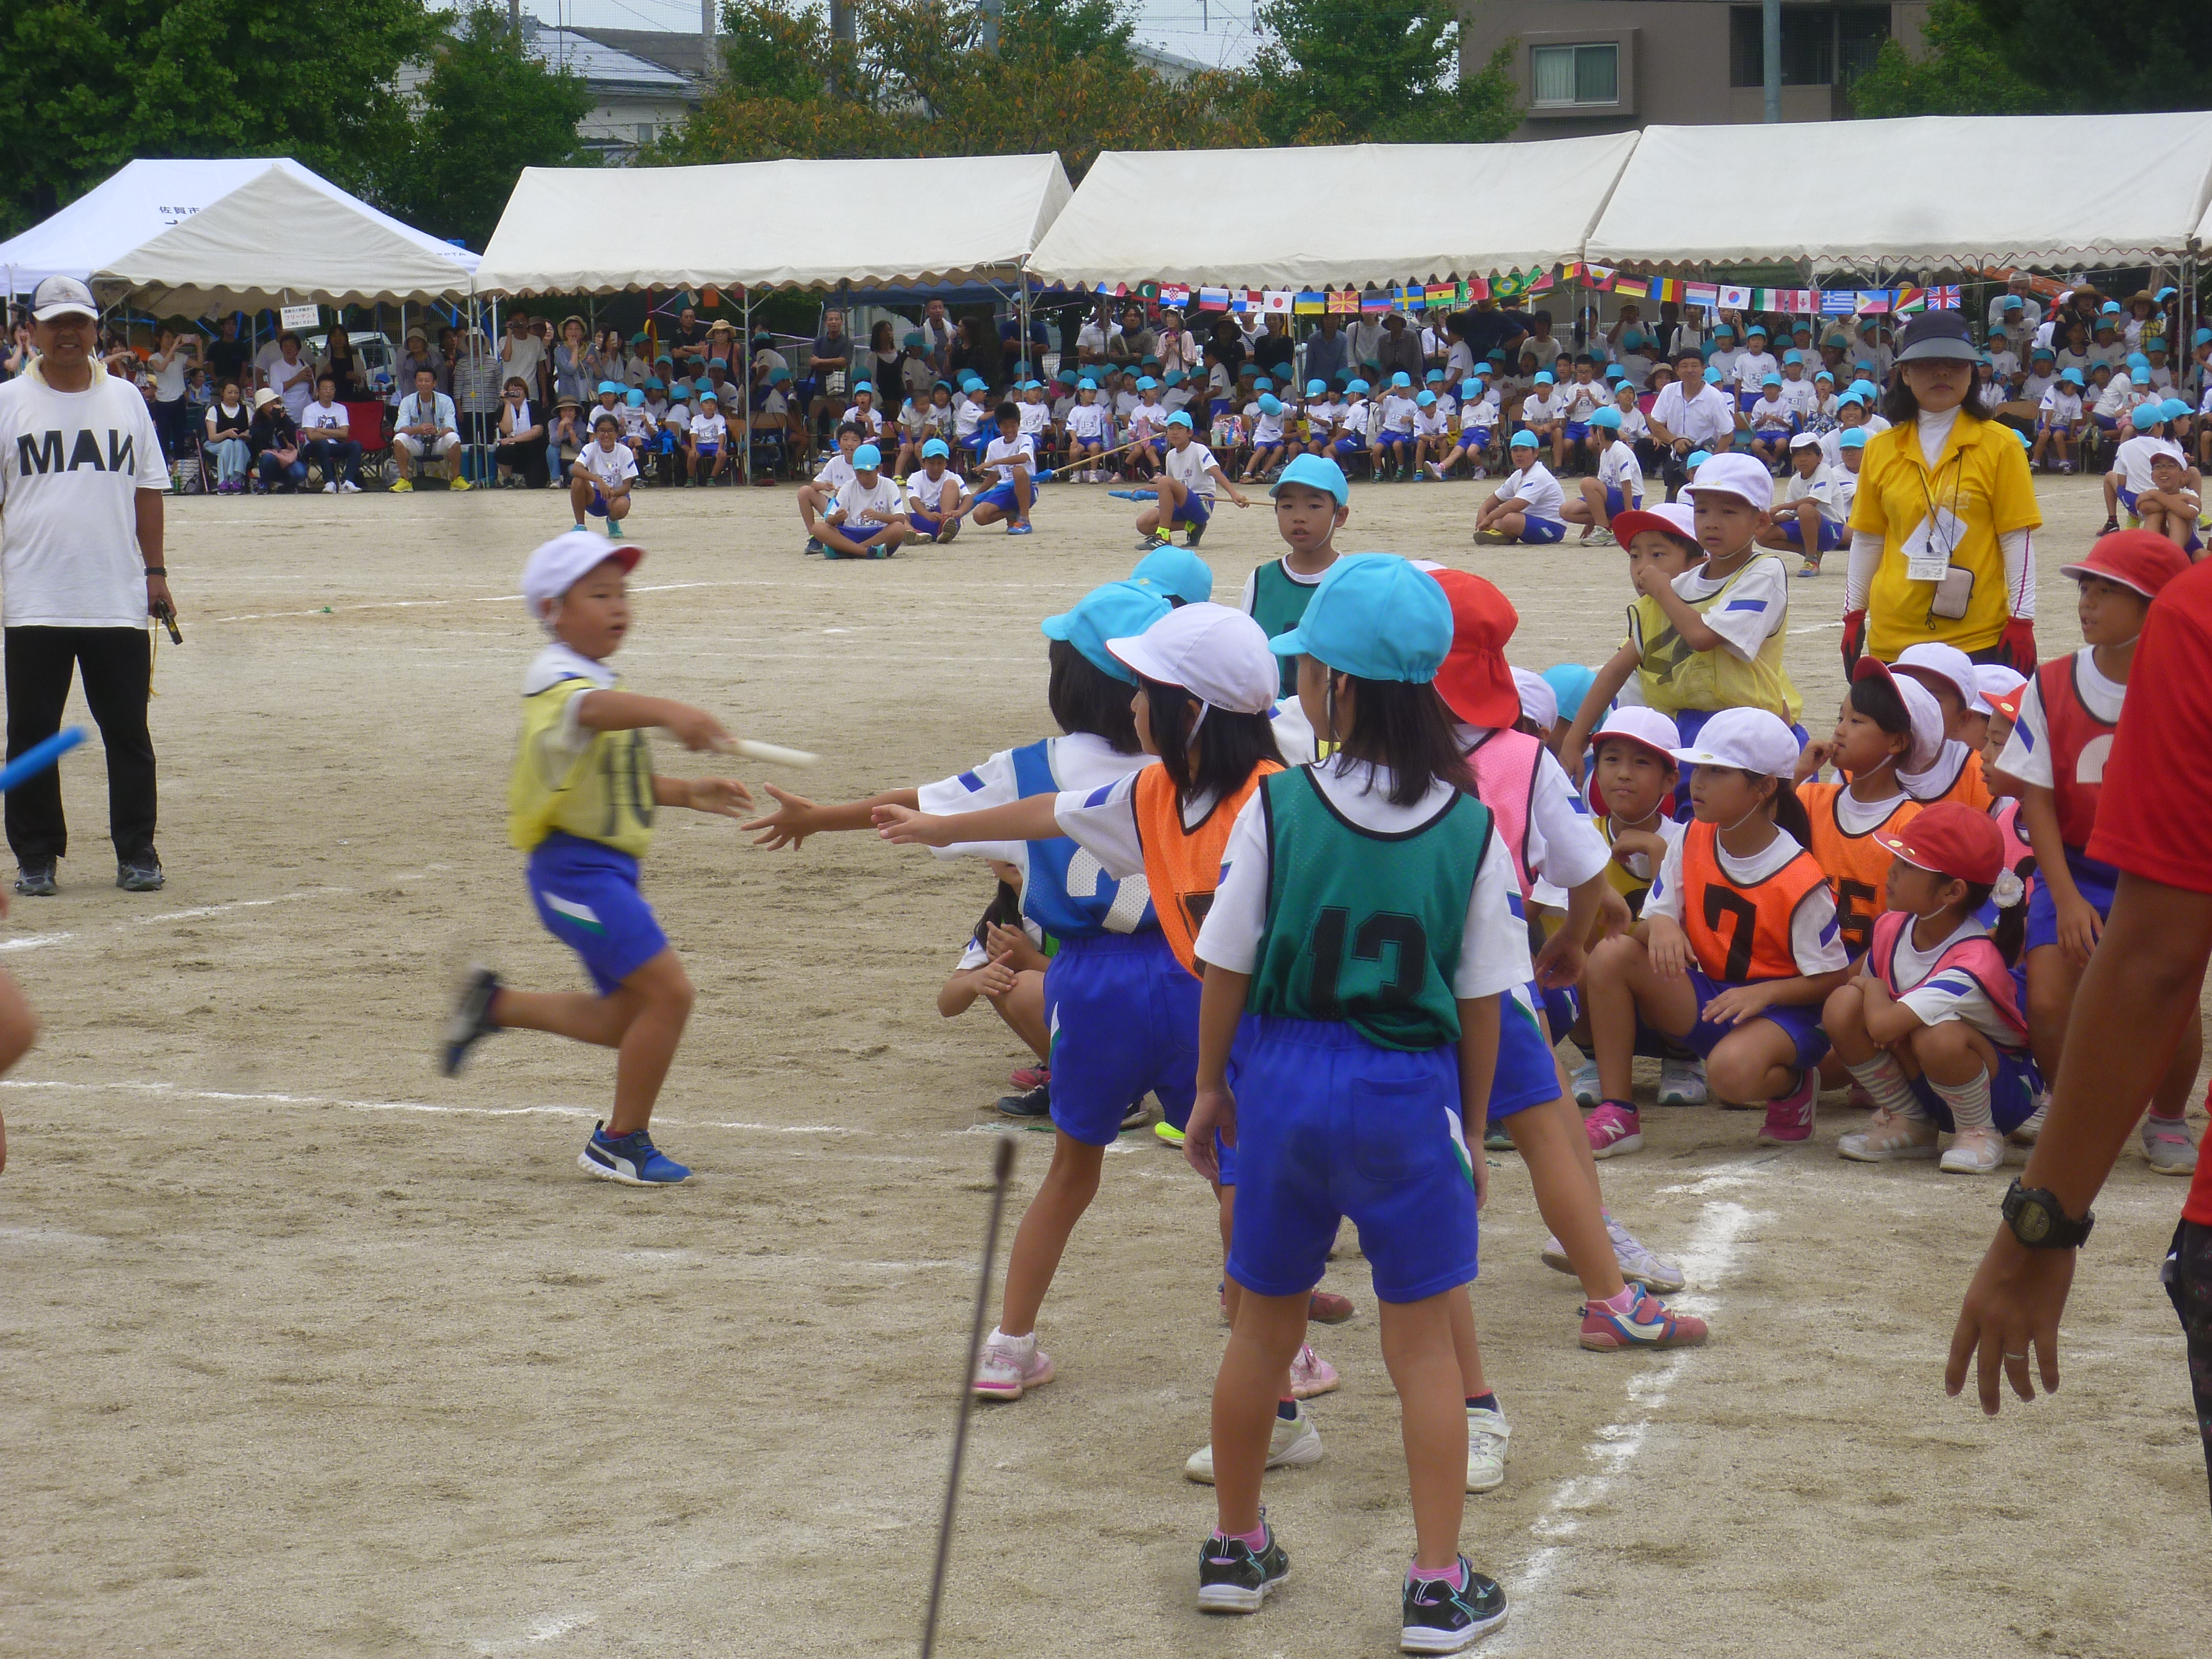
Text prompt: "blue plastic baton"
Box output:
[[0, 728, 87, 794]]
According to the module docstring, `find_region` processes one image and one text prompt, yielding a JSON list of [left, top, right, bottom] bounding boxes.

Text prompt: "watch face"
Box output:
[[2016, 1200, 2051, 1243]]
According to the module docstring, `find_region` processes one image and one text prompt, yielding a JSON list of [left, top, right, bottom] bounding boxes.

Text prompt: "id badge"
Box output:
[[1901, 504, 1967, 584]]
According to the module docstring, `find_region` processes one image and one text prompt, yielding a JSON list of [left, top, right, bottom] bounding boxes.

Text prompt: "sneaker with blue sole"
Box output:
[[1401, 1557, 1508, 1653], [579, 1120, 690, 1184], [440, 966, 501, 1076]]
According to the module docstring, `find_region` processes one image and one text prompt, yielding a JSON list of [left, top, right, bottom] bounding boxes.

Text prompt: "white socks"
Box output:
[[1846, 1052, 1927, 1121], [1930, 1068, 1995, 1134]]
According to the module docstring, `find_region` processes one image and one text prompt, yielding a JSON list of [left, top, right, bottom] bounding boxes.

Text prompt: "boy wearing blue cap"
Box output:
[[1130, 543, 1214, 606], [970, 405, 1039, 535], [1559, 406, 1643, 545], [1243, 391, 1290, 482], [2104, 403, 2186, 533], [1519, 370, 1566, 472], [2034, 369, 2086, 474], [1137, 412, 1249, 550], [686, 389, 728, 485], [1376, 372, 1421, 481], [1734, 325, 1778, 409], [798, 421, 865, 551], [1064, 379, 1110, 480], [1747, 375, 1797, 472], [1185, 553, 1519, 1648], [1473, 431, 1567, 545], [903, 437, 969, 542], [818, 444, 910, 559], [1300, 378, 1339, 460], [1242, 452, 1348, 695], [1331, 378, 1371, 474]]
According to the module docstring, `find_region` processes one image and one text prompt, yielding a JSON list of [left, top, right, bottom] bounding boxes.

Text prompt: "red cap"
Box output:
[[1429, 568, 1522, 728], [2058, 528, 2190, 601], [1874, 800, 2003, 886], [1989, 687, 2026, 723]]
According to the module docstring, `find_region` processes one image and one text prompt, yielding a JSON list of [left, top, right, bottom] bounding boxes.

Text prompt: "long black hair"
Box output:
[[1961, 880, 2028, 966], [1046, 639, 1142, 754], [1769, 773, 1812, 846], [972, 874, 1024, 949], [1882, 361, 1993, 425], [1848, 671, 1912, 763], [1329, 676, 1476, 807], [1138, 675, 1283, 806]]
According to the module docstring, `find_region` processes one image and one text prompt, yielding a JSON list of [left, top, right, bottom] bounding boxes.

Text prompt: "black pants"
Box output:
[[2166, 1220, 2212, 1514], [495, 439, 549, 487], [3, 627, 157, 867]]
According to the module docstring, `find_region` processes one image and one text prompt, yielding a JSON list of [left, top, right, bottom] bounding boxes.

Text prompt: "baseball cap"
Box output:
[[1253, 377, 1273, 391], [2059, 527, 2191, 600], [1429, 568, 1521, 728], [1136, 375, 1158, 390], [1848, 378, 1880, 400], [1788, 431, 1821, 450], [1713, 325, 1735, 338], [1271, 555, 1453, 684], [2059, 367, 2085, 386], [1684, 452, 1775, 513], [1306, 378, 1327, 397], [921, 437, 950, 459], [1974, 665, 2027, 710], [1893, 641, 1979, 711], [1129, 544, 1215, 606], [2161, 397, 2191, 420], [853, 443, 882, 470], [521, 529, 642, 627], [1391, 371, 1413, 388], [2131, 403, 2163, 430], [1166, 410, 1194, 430], [1671, 706, 1800, 778], [1259, 393, 1283, 415], [1684, 450, 1713, 470], [1590, 407, 1623, 430], [853, 379, 874, 393], [2002, 297, 2024, 312], [1425, 368, 1446, 382], [1782, 349, 1803, 365], [1164, 370, 1185, 386], [1746, 324, 1769, 338], [1590, 707, 1681, 770], [29, 274, 96, 322], [1533, 370, 1555, 385], [2031, 346, 2055, 359], [1838, 428, 1868, 450], [697, 390, 718, 405], [626, 388, 645, 406], [1544, 664, 1596, 727], [1107, 602, 1278, 714], [1876, 800, 2003, 887], [1509, 429, 1539, 450], [1814, 369, 1836, 383], [1610, 500, 1698, 548], [1346, 378, 1371, 395], [1415, 390, 1436, 408], [1040, 581, 1171, 684], [1854, 657, 1946, 772], [1271, 452, 1348, 506], [1760, 373, 1783, 388], [597, 380, 621, 394], [1512, 667, 1556, 731]]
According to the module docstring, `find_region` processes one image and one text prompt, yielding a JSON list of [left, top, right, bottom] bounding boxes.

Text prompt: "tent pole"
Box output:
[[742, 285, 753, 487]]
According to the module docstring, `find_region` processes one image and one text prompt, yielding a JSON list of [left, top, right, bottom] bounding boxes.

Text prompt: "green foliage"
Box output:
[[1851, 0, 2212, 117], [1247, 0, 1519, 145], [382, 5, 595, 251]]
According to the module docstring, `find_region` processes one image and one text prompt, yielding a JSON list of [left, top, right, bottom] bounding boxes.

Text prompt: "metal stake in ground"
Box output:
[[919, 1133, 1017, 1659]]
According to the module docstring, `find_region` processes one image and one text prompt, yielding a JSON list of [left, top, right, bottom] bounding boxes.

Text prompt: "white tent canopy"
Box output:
[[0, 157, 478, 304], [473, 153, 1073, 296], [1589, 114, 2212, 271], [1025, 136, 1640, 289]]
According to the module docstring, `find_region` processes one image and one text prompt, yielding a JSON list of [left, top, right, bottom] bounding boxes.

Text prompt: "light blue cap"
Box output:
[[1837, 390, 1865, 408], [2162, 397, 2191, 418], [2127, 352, 2150, 370], [645, 377, 664, 390], [1259, 393, 1283, 414], [1782, 349, 1803, 364], [1543, 664, 1596, 724], [2132, 403, 2163, 429], [1604, 364, 1626, 379], [1509, 429, 1538, 448], [1685, 449, 1713, 469], [1164, 370, 1185, 385], [1849, 378, 1879, 399], [854, 379, 873, 393], [2101, 301, 2123, 314], [1713, 325, 1735, 337], [1814, 368, 1836, 381], [2014, 428, 2033, 450], [1166, 410, 1194, 429], [1534, 370, 1555, 385], [1838, 428, 1868, 450], [1425, 368, 1446, 382], [1391, 371, 1413, 388], [1129, 546, 1215, 606], [1460, 379, 1481, 398], [1137, 375, 1158, 390], [694, 377, 714, 394], [1271, 452, 1349, 505], [1590, 406, 1622, 430], [2060, 367, 2086, 385], [626, 387, 645, 406], [2196, 327, 2212, 345], [1746, 323, 1769, 337], [1347, 378, 1371, 394], [1760, 373, 1783, 387], [1269, 555, 1451, 684], [1415, 390, 1436, 407], [921, 437, 950, 458], [598, 380, 621, 394], [1058, 368, 1078, 384], [1307, 378, 1327, 396], [1077, 377, 1097, 390], [1254, 377, 1273, 390], [1041, 581, 1172, 683], [853, 443, 882, 469]]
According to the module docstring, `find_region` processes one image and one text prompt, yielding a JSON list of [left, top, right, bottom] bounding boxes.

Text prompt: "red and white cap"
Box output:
[[1590, 706, 1681, 767], [1875, 800, 2003, 886], [2059, 527, 2191, 600], [1608, 499, 1698, 549]]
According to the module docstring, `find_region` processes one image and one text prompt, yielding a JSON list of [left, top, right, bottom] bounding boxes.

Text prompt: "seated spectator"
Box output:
[[545, 394, 586, 487], [391, 367, 467, 492], [250, 388, 307, 493], [496, 377, 549, 487], [203, 379, 253, 493], [298, 374, 364, 493]]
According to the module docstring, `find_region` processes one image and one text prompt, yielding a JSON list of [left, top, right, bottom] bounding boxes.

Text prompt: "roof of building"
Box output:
[[566, 25, 715, 88], [523, 23, 695, 98]]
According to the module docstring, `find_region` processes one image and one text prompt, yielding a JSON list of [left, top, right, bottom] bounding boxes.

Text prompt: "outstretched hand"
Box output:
[[686, 777, 753, 819], [742, 782, 821, 849], [873, 803, 947, 846]]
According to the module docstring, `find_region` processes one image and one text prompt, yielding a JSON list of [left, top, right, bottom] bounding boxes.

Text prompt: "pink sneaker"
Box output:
[[972, 1332, 1054, 1401], [1579, 1284, 1710, 1352], [1757, 1069, 1819, 1145], [1585, 1101, 1644, 1158], [1288, 1342, 1339, 1399], [1009, 1064, 1050, 1090]]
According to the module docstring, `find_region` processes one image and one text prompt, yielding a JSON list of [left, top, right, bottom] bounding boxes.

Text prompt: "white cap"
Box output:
[[1893, 641, 1978, 710], [1788, 431, 1821, 450], [1512, 667, 1556, 730], [1591, 706, 1682, 762], [1889, 673, 1948, 772], [30, 274, 97, 322], [1683, 452, 1774, 513], [521, 529, 643, 628], [1105, 601, 1278, 716], [1974, 664, 2028, 709], [1671, 706, 1800, 777]]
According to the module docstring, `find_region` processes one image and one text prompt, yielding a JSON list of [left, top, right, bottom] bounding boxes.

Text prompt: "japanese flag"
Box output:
[[1262, 290, 1293, 315]]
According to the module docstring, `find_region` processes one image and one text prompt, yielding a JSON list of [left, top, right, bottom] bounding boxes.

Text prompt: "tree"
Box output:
[[383, 6, 595, 251], [0, 0, 436, 237], [1247, 0, 1519, 145], [1850, 0, 2212, 117]]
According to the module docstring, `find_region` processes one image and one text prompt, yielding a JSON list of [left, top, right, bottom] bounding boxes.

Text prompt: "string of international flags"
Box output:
[[1095, 267, 1962, 317]]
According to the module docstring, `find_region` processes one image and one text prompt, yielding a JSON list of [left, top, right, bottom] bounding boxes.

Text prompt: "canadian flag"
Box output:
[[1262, 290, 1293, 314], [1718, 284, 1752, 309]]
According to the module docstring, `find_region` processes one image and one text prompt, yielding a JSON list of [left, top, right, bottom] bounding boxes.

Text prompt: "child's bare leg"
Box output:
[[1584, 934, 1697, 1101], [1210, 1288, 1309, 1535], [998, 1131, 1105, 1336], [1379, 1293, 1469, 1568], [984, 969, 1049, 1059], [1448, 1287, 1487, 1395], [1707, 1020, 1801, 1104], [1507, 1094, 1628, 1300], [2024, 944, 2081, 1083], [605, 950, 692, 1133], [2151, 1011, 2202, 1121]]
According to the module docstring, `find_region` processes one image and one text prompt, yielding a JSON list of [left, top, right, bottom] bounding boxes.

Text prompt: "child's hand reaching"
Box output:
[[742, 783, 820, 849], [684, 777, 753, 818], [663, 704, 734, 753], [873, 804, 949, 846]]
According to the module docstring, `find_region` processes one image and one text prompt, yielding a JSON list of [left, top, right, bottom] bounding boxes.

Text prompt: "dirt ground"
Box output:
[[0, 464, 2204, 1659]]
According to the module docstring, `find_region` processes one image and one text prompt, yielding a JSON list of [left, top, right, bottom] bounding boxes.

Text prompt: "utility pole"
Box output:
[[701, 0, 716, 86], [831, 0, 855, 43], [1762, 0, 1781, 123], [509, 0, 520, 37], [980, 0, 1001, 53]]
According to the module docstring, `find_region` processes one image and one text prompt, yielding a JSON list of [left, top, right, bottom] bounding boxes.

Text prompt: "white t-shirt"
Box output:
[[1379, 394, 1419, 435], [916, 732, 1153, 874], [1193, 758, 1533, 1000], [1675, 553, 1788, 663], [1461, 391, 1500, 432], [1735, 350, 1780, 389], [954, 396, 987, 439], [2113, 433, 2184, 493], [1611, 402, 1649, 443], [1017, 400, 1052, 438], [2038, 386, 2084, 424], [814, 454, 857, 493], [1782, 460, 1845, 523], [690, 412, 727, 446], [1067, 401, 1108, 441], [1998, 647, 2125, 792], [1707, 348, 1742, 388], [1748, 392, 1794, 432], [1888, 914, 2024, 1050], [268, 354, 316, 419], [1597, 440, 1644, 504], [907, 468, 960, 513], [1649, 381, 1736, 448], [0, 363, 169, 628], [1562, 379, 1606, 421], [579, 440, 639, 493], [1495, 462, 1565, 524], [299, 397, 349, 434], [1779, 377, 1820, 419], [1414, 407, 1451, 439], [833, 475, 904, 526], [983, 434, 1035, 484], [1519, 389, 1564, 426], [1646, 825, 1846, 976], [1162, 440, 1220, 500]]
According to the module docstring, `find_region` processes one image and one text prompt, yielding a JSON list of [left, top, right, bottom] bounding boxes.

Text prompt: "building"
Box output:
[[520, 19, 699, 158], [1462, 1, 1930, 137]]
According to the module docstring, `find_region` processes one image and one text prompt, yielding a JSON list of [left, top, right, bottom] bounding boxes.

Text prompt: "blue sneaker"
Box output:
[[579, 1121, 691, 1185], [1006, 521, 1033, 535], [440, 965, 501, 1076]]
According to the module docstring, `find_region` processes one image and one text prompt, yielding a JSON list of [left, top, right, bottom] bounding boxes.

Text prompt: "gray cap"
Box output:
[[30, 274, 97, 322], [1894, 311, 1979, 364]]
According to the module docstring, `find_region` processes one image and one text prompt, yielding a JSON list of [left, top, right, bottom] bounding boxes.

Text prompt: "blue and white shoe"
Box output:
[[440, 965, 501, 1077], [1569, 1057, 1601, 1108], [579, 1121, 691, 1185], [1006, 521, 1033, 535]]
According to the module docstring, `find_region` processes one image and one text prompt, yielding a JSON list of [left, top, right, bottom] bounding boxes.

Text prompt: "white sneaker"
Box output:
[[1541, 1218, 1686, 1292], [1940, 1125, 2008, 1175], [322, 481, 337, 494], [2143, 1114, 2201, 1175], [1657, 1058, 1708, 1106], [2010, 1095, 2048, 1145], [972, 1330, 1054, 1401], [1569, 1058, 1601, 1108], [1466, 1407, 1510, 1493], [1184, 1400, 1323, 1484], [338, 479, 361, 494]]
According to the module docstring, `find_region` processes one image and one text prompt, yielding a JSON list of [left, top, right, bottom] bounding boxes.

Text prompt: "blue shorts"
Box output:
[[1517, 516, 1566, 544], [976, 476, 1039, 512], [908, 511, 942, 537], [1604, 485, 1641, 519], [1333, 436, 1367, 459], [1379, 431, 1413, 450], [2118, 486, 2139, 516], [1045, 931, 1229, 1178], [1668, 965, 1831, 1072], [1908, 1046, 2043, 1134], [1754, 426, 1794, 443], [585, 487, 610, 517], [1225, 1014, 1477, 1304], [1486, 987, 1565, 1123], [525, 832, 669, 996], [1565, 422, 1589, 444], [1168, 492, 1212, 528], [2026, 846, 2120, 953], [693, 443, 719, 459], [1781, 516, 1845, 552]]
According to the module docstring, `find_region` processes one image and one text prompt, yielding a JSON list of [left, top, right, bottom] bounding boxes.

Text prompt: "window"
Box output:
[[1730, 6, 1891, 90], [1530, 42, 1620, 108]]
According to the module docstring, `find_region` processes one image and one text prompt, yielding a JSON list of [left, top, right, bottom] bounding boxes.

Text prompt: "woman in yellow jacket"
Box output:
[[1842, 311, 2041, 675]]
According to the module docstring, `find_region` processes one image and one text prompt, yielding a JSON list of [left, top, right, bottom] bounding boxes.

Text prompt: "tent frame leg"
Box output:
[[742, 286, 753, 487]]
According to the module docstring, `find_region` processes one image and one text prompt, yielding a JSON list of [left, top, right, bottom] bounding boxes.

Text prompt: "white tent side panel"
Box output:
[[1589, 113, 2212, 269], [93, 168, 476, 310], [1024, 136, 1640, 289], [473, 154, 1074, 296]]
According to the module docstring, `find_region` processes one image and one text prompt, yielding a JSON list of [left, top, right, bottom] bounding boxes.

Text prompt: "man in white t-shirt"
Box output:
[[0, 276, 174, 894], [297, 374, 363, 493], [500, 312, 547, 403], [265, 332, 316, 421], [391, 367, 466, 492]]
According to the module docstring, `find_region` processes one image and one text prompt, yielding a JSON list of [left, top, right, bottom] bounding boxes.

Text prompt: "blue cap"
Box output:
[[1164, 370, 1185, 386], [1534, 370, 1555, 385], [2101, 301, 2123, 314], [1391, 371, 1413, 388], [2128, 352, 2150, 370], [1254, 376, 1273, 391], [597, 380, 620, 394], [2161, 397, 2191, 418], [921, 437, 950, 459], [1041, 582, 1172, 684], [694, 377, 714, 394], [1509, 429, 1538, 449], [1306, 378, 1327, 397], [1137, 375, 1158, 390], [2197, 328, 2212, 346], [709, 357, 729, 371], [1129, 545, 1215, 606], [1424, 368, 1445, 382], [1543, 664, 1596, 725], [645, 377, 664, 391], [1271, 452, 1349, 505], [1167, 410, 1194, 429], [1460, 379, 1481, 399], [1259, 393, 1283, 415], [1415, 390, 1436, 407], [1077, 377, 1097, 390], [1714, 325, 1735, 338], [1685, 449, 1713, 469], [1760, 373, 1783, 387], [1782, 349, 1803, 365], [1347, 378, 1370, 394], [2060, 367, 2085, 385], [1604, 364, 1627, 379], [2158, 286, 2178, 301], [2132, 404, 2163, 430], [1838, 428, 1868, 450], [1269, 555, 1450, 684], [2032, 346, 2054, 359], [1837, 390, 1865, 409], [1590, 406, 1622, 430], [853, 380, 873, 393], [1058, 368, 1078, 384], [1849, 379, 1879, 399], [626, 388, 645, 406], [770, 367, 792, 384], [1813, 368, 1836, 382], [853, 443, 882, 469], [1746, 324, 1769, 337], [1623, 330, 1647, 348]]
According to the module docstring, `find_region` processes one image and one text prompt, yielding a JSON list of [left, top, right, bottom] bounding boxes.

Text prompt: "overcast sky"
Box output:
[[464, 2, 1263, 70]]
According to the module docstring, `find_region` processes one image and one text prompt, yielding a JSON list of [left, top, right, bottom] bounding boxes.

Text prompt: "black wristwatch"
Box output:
[[2002, 1179, 2094, 1249]]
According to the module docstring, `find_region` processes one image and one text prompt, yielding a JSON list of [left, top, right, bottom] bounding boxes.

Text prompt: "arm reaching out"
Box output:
[[873, 796, 1064, 847]]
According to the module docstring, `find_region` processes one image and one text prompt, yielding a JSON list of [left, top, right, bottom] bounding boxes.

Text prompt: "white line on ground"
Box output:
[[1788, 620, 1845, 634], [0, 889, 350, 952], [211, 579, 774, 624]]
